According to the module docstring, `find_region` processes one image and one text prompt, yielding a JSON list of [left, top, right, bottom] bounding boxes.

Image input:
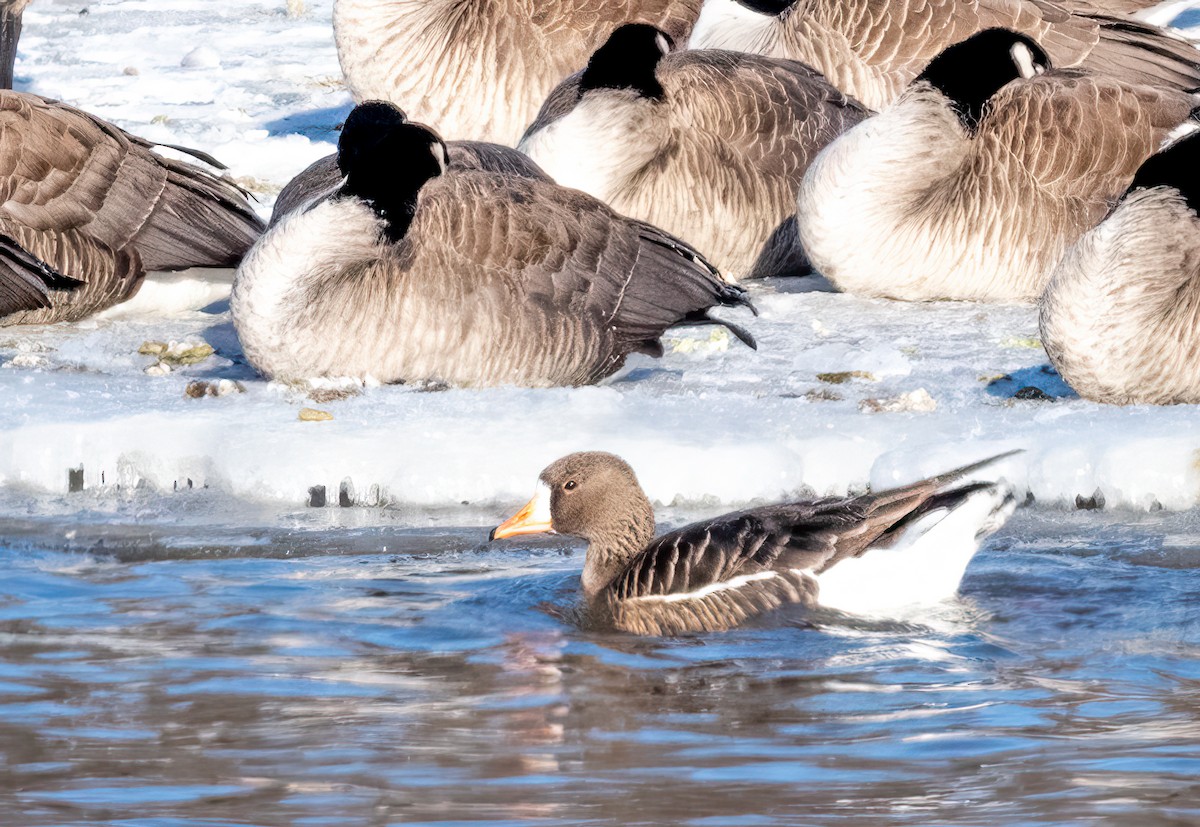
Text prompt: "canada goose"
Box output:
[[0, 0, 28, 89], [332, 0, 703, 146], [490, 450, 1019, 635], [270, 105, 552, 226], [0, 92, 265, 326], [795, 29, 1197, 303], [1040, 132, 1200, 405], [232, 102, 756, 388], [688, 0, 1200, 112], [519, 24, 868, 280]]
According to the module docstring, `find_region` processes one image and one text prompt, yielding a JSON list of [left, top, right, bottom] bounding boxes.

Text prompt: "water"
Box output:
[[2, 507, 1200, 825]]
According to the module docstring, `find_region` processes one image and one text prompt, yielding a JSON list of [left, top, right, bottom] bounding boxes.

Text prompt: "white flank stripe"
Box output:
[[630, 569, 782, 603]]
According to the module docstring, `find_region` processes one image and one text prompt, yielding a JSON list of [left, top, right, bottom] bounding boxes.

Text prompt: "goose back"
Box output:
[[521, 47, 868, 279], [270, 141, 552, 226], [0, 92, 263, 325], [689, 0, 1200, 111], [234, 169, 753, 387], [333, 0, 703, 145], [797, 72, 1196, 301], [1040, 186, 1200, 404]]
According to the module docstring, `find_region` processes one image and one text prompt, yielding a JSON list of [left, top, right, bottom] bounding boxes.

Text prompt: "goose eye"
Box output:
[[564, 480, 577, 491]]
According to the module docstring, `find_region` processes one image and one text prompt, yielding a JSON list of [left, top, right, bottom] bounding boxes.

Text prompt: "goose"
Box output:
[[687, 0, 1200, 112], [795, 29, 1198, 303], [519, 23, 868, 281], [490, 450, 1019, 635], [0, 91, 265, 326], [231, 101, 756, 388], [1039, 132, 1200, 405], [270, 104, 552, 226], [0, 0, 28, 89], [332, 0, 703, 146]]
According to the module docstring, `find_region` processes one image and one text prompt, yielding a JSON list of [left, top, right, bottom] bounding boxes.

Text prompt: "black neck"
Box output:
[[579, 24, 669, 100], [337, 102, 444, 242], [916, 29, 1049, 132], [1129, 130, 1200, 213], [732, 0, 795, 16]]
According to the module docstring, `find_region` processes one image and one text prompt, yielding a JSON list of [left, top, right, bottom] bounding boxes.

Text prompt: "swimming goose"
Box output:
[[1039, 132, 1200, 405], [270, 105, 552, 226], [232, 101, 755, 388], [688, 0, 1200, 112], [519, 23, 868, 280], [333, 0, 703, 146], [490, 450, 1019, 635], [795, 29, 1197, 303], [0, 0, 28, 89], [0, 91, 265, 325]]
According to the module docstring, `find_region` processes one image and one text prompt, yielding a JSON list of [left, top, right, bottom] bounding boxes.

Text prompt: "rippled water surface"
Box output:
[[2, 507, 1200, 825]]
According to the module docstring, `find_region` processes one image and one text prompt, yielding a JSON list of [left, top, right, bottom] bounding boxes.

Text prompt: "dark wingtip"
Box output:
[[487, 527, 498, 542]]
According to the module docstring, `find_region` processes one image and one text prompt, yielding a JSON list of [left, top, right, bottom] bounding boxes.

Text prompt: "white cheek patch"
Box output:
[[530, 480, 554, 526], [1010, 43, 1043, 79], [430, 140, 448, 174], [655, 32, 671, 55]]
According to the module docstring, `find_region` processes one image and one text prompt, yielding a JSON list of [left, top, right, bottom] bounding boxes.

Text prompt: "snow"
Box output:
[[1, 0, 1200, 525]]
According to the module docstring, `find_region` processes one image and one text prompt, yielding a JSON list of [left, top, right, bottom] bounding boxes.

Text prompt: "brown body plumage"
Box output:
[[0, 91, 264, 325], [492, 451, 1019, 635], [521, 28, 868, 280], [333, 0, 703, 145], [690, 0, 1200, 111], [1040, 134, 1200, 405], [797, 31, 1197, 302], [234, 105, 754, 388]]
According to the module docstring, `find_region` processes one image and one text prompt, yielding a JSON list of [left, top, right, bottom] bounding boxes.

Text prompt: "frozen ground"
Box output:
[[2, 0, 1200, 529]]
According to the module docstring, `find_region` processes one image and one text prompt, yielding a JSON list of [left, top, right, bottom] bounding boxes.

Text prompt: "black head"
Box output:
[[337, 100, 448, 241], [1128, 129, 1200, 213], [731, 0, 795, 16], [579, 23, 673, 101], [916, 29, 1050, 131]]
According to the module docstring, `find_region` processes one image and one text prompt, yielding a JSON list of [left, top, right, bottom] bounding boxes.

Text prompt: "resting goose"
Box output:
[[1040, 132, 1200, 405], [519, 24, 868, 280], [333, 0, 703, 146], [232, 102, 755, 388], [0, 91, 265, 325], [688, 0, 1200, 112], [270, 105, 551, 226], [795, 29, 1197, 303], [490, 451, 1019, 635]]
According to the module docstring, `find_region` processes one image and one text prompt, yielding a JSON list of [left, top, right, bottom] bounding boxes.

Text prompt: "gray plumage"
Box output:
[[492, 451, 1019, 636], [1040, 185, 1200, 405], [233, 113, 755, 388], [689, 0, 1200, 112], [0, 91, 265, 325], [333, 0, 704, 145], [0, 0, 29, 89], [520, 40, 868, 280], [270, 140, 551, 226]]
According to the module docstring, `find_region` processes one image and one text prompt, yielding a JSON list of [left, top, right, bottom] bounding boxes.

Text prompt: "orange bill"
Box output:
[[490, 482, 553, 541]]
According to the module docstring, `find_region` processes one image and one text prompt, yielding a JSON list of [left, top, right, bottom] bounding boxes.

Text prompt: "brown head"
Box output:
[[490, 452, 657, 596]]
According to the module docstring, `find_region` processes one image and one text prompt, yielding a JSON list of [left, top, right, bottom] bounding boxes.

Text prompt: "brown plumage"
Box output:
[[1040, 132, 1200, 405], [0, 91, 264, 325], [690, 0, 1200, 112], [233, 104, 755, 388], [520, 25, 868, 280], [491, 451, 1019, 635], [797, 31, 1197, 302], [333, 0, 704, 145], [0, 0, 30, 89]]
